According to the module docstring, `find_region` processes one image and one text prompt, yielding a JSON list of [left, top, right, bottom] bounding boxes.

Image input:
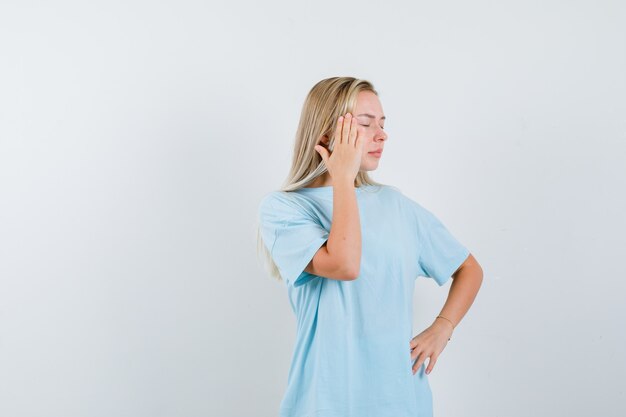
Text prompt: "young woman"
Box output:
[[257, 77, 483, 417]]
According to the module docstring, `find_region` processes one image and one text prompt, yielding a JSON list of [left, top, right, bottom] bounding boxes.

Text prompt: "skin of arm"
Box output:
[[304, 179, 362, 280], [305, 112, 363, 280], [410, 253, 483, 375]]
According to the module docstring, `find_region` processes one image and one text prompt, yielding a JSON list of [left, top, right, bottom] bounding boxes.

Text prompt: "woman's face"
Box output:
[[352, 90, 388, 172]]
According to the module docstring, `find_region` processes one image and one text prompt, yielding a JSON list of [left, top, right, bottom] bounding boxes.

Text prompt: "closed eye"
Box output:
[[360, 124, 385, 130]]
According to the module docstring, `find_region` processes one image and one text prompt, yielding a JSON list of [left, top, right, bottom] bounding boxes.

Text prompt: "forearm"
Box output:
[[435, 258, 483, 331], [327, 180, 362, 276]]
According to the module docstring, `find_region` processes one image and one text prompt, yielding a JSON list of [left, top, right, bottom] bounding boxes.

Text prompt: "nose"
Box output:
[[375, 126, 388, 142]]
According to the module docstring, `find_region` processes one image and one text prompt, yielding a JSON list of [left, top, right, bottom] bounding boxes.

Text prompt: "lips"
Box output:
[[368, 149, 383, 156]]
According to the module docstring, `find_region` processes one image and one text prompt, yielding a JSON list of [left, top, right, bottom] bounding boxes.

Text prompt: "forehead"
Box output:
[[354, 91, 385, 120], [354, 90, 385, 119]]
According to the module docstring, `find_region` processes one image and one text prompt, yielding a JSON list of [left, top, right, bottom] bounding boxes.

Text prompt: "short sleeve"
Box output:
[[412, 201, 470, 286], [258, 192, 329, 288]]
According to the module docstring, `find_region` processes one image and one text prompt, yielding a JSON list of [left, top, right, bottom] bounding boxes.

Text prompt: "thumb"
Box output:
[[315, 145, 329, 164]]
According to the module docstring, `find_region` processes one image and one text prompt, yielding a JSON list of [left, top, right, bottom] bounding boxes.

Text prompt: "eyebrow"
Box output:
[[356, 113, 386, 120]]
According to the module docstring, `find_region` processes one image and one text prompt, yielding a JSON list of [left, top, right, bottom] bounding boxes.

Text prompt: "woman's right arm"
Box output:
[[304, 113, 364, 281], [305, 180, 361, 280]]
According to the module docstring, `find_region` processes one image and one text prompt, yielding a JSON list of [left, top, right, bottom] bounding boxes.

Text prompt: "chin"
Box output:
[[360, 162, 380, 172]]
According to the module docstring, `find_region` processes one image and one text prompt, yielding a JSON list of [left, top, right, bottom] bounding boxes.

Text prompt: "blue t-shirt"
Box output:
[[258, 183, 470, 417]]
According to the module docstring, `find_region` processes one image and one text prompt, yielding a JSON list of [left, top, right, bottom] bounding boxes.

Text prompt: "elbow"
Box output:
[[344, 270, 360, 281], [340, 262, 360, 281]]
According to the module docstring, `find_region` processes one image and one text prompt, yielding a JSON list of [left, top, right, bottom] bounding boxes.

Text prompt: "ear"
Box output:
[[319, 135, 330, 148]]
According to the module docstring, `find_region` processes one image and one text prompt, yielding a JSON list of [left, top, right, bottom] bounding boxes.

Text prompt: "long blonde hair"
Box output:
[[256, 76, 385, 282]]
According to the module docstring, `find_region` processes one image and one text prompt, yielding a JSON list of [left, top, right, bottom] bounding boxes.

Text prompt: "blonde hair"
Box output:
[[256, 76, 385, 282]]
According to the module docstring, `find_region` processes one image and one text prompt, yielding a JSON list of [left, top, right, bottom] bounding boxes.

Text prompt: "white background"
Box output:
[[1, 1, 625, 416]]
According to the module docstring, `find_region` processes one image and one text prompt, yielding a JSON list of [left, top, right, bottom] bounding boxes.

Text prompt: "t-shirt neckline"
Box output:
[[295, 184, 370, 193]]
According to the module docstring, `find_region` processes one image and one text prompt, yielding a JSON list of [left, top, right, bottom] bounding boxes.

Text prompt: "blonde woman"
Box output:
[[257, 77, 483, 417]]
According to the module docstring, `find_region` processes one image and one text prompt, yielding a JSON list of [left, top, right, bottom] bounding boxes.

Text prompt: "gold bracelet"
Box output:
[[436, 315, 455, 341]]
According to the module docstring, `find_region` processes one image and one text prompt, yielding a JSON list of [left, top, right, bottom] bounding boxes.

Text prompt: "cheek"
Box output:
[[358, 129, 372, 142], [357, 127, 371, 138]]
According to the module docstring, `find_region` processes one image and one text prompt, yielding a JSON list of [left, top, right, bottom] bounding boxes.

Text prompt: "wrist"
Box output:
[[433, 315, 455, 340], [332, 178, 357, 189]]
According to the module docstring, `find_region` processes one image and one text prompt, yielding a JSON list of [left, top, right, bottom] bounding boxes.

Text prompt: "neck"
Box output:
[[307, 173, 356, 188]]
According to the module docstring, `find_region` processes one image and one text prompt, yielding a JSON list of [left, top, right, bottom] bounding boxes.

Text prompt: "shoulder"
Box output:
[[259, 190, 288, 209], [360, 183, 405, 200], [259, 190, 308, 209], [258, 190, 311, 222], [379, 184, 405, 199], [378, 184, 420, 207], [377, 185, 436, 220]]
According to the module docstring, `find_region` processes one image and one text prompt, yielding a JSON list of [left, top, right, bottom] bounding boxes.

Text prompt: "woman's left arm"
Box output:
[[410, 253, 483, 375]]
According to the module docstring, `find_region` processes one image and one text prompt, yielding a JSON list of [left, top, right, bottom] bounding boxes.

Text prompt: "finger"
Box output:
[[412, 351, 424, 373], [348, 114, 357, 146], [413, 351, 433, 374], [343, 113, 354, 145], [341, 113, 352, 145], [315, 145, 329, 164], [334, 116, 344, 144], [409, 338, 417, 350], [425, 354, 438, 375]]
